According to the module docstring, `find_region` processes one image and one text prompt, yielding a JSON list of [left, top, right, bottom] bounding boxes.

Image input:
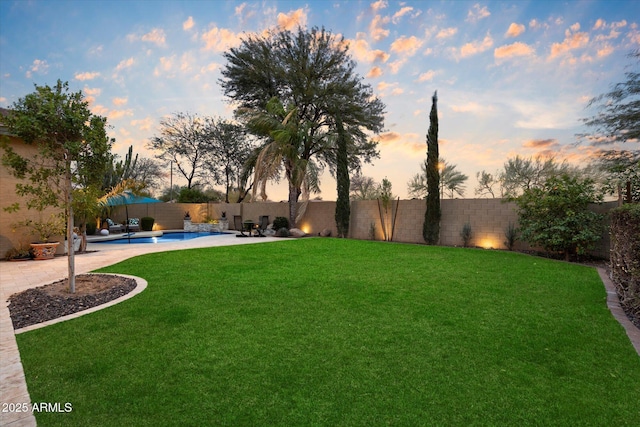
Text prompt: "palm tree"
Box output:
[[241, 97, 320, 226], [408, 157, 468, 199], [441, 159, 469, 198]]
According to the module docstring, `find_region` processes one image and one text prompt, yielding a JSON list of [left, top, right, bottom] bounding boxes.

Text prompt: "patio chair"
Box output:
[[105, 218, 125, 233], [256, 215, 269, 237], [127, 218, 141, 232], [233, 215, 248, 237]]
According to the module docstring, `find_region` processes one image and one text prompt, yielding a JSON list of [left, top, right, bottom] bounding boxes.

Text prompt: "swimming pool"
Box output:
[[93, 231, 227, 244]]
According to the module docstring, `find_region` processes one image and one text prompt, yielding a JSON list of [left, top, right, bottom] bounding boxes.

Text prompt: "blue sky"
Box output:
[[1, 0, 638, 200]]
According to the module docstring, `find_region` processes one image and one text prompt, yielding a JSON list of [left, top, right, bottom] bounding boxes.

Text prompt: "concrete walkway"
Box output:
[[1, 235, 638, 426], [0, 233, 281, 426]]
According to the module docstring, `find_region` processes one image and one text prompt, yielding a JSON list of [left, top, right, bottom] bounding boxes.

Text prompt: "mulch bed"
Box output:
[[8, 274, 136, 330]]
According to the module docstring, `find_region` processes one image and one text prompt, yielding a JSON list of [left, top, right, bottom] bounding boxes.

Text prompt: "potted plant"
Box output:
[[141, 216, 155, 231], [13, 213, 65, 260]]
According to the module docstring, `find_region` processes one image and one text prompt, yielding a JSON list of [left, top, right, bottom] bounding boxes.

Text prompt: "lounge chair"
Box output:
[[127, 218, 141, 232], [105, 218, 125, 233], [233, 215, 248, 237]]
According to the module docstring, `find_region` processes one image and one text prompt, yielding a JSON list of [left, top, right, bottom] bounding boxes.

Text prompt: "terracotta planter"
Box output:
[[30, 242, 60, 260]]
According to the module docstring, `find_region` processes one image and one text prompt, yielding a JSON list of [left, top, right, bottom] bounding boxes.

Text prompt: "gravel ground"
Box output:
[[8, 274, 136, 330]]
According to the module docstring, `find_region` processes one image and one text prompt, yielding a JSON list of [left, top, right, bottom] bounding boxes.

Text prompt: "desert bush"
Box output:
[[461, 223, 473, 247], [275, 227, 290, 237], [610, 203, 640, 323], [273, 217, 289, 231], [504, 222, 518, 251]]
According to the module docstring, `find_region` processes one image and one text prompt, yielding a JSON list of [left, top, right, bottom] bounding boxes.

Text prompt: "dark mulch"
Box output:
[[8, 274, 136, 330]]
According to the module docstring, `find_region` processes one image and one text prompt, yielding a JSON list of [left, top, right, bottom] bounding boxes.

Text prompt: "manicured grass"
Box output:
[[17, 239, 640, 426]]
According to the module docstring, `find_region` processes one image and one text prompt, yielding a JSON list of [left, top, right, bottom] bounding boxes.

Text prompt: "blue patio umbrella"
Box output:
[[101, 190, 162, 243]]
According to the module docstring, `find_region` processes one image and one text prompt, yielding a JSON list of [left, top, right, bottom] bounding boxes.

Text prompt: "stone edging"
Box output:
[[14, 273, 147, 334], [597, 267, 640, 357]]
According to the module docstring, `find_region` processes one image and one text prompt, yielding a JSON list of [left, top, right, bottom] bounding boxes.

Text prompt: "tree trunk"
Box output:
[[288, 183, 301, 228], [66, 159, 76, 294]]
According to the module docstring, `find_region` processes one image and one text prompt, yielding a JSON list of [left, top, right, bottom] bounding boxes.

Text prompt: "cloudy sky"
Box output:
[[1, 0, 638, 200]]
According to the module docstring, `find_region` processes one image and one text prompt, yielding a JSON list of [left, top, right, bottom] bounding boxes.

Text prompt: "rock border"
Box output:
[[14, 273, 147, 334]]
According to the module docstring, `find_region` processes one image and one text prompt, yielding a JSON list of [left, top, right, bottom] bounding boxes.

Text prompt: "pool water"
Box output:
[[94, 231, 226, 244]]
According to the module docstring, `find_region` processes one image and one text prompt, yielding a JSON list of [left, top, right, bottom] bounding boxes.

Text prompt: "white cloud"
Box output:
[[25, 59, 49, 78], [113, 97, 128, 106]]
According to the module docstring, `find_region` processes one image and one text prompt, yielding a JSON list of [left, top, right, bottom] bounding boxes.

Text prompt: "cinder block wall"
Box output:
[[0, 137, 65, 256]]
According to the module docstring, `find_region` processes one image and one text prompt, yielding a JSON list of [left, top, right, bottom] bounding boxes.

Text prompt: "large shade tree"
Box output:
[[203, 117, 255, 203], [220, 26, 385, 226], [581, 49, 639, 203], [1, 80, 112, 292], [148, 112, 212, 190]]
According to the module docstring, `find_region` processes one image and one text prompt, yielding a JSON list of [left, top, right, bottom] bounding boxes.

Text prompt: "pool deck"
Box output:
[[0, 231, 283, 426], [1, 234, 639, 426]]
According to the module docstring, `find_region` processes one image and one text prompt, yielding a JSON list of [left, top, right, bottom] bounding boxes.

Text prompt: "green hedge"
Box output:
[[610, 203, 640, 323]]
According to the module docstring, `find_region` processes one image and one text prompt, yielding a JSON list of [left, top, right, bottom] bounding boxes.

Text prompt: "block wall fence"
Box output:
[[0, 166, 616, 257], [121, 198, 615, 258]]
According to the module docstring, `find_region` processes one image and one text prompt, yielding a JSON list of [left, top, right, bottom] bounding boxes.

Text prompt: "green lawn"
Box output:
[[17, 239, 640, 426]]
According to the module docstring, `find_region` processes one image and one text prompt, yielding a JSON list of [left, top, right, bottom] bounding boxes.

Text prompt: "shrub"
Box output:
[[141, 217, 155, 231], [512, 174, 603, 261], [275, 227, 290, 237], [610, 203, 640, 324], [273, 217, 289, 231], [461, 223, 473, 247], [504, 222, 518, 251]]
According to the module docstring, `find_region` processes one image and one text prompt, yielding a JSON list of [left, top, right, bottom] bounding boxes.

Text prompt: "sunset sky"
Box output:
[[1, 0, 638, 201]]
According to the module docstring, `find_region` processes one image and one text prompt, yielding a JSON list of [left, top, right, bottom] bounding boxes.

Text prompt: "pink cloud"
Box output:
[[370, 14, 391, 41], [277, 8, 308, 31], [467, 3, 490, 23], [459, 34, 493, 58], [392, 6, 413, 23], [141, 28, 166, 46], [494, 42, 535, 59], [201, 27, 242, 52], [505, 23, 525, 38], [74, 71, 100, 81], [549, 29, 589, 60], [390, 35, 422, 56], [436, 27, 458, 39], [367, 66, 383, 78], [417, 70, 436, 82], [183, 16, 195, 31]]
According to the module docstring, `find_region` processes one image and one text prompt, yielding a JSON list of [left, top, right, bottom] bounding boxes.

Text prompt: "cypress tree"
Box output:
[[423, 91, 441, 244], [335, 116, 350, 238]]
